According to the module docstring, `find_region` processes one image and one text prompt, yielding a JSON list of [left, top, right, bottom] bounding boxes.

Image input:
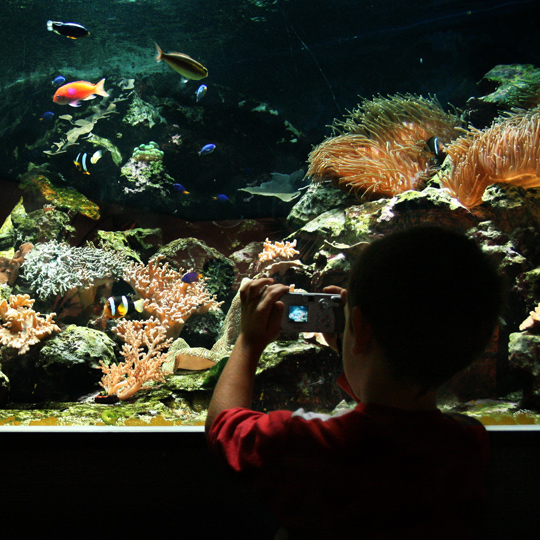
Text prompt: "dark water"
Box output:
[[2, 0, 539, 132]]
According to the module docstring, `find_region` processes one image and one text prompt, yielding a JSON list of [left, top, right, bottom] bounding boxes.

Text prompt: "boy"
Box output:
[[205, 226, 504, 540]]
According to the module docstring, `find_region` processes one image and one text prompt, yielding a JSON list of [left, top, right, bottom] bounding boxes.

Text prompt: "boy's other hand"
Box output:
[[239, 278, 289, 350]]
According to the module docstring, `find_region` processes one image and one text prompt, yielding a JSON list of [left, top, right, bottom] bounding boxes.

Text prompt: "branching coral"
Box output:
[[99, 317, 172, 400], [122, 256, 223, 339], [21, 240, 130, 299], [308, 94, 463, 198], [0, 243, 33, 286], [0, 294, 60, 354], [440, 111, 540, 208], [258, 238, 299, 262]]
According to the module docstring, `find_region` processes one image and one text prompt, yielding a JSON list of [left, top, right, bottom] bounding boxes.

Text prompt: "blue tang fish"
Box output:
[[173, 183, 189, 194], [40, 111, 55, 121], [199, 143, 216, 156], [182, 271, 202, 284], [196, 84, 207, 102], [52, 75, 66, 86]]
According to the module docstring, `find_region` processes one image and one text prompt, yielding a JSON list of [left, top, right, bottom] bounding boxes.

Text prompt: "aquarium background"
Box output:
[[0, 0, 539, 427]]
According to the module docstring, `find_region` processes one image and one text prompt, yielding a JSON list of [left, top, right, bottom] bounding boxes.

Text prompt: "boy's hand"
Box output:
[[239, 278, 289, 351]]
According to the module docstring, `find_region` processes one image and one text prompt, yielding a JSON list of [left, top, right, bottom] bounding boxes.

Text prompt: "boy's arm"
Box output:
[[205, 278, 288, 436]]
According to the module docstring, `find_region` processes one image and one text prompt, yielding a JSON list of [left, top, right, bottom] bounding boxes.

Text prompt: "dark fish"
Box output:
[[213, 194, 229, 202], [155, 42, 208, 80], [103, 295, 144, 320], [182, 271, 202, 284], [426, 136, 447, 165], [199, 143, 216, 156], [47, 20, 90, 39], [52, 75, 66, 86]]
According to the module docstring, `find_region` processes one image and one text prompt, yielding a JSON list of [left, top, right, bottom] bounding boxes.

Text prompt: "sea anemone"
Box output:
[[440, 111, 540, 208], [308, 93, 463, 198]]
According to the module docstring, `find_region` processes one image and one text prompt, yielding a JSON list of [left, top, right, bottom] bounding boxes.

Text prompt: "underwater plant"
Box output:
[[307, 94, 463, 198], [440, 111, 540, 208]]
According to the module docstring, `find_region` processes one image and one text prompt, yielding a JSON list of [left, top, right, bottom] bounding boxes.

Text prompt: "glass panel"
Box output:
[[0, 0, 538, 427]]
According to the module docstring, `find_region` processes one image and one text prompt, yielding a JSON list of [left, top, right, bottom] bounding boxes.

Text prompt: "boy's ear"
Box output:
[[351, 306, 374, 354]]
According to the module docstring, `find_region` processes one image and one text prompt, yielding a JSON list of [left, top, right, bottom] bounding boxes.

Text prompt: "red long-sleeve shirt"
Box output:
[[208, 398, 489, 540]]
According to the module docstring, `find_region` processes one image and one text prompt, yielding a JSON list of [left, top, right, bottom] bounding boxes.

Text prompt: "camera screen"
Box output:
[[288, 304, 309, 323]]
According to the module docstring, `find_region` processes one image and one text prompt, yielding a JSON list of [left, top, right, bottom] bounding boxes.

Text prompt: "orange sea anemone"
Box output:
[[440, 111, 540, 208], [308, 93, 463, 198]]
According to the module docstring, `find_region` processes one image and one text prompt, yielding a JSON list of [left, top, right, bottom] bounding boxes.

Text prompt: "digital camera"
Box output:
[[280, 292, 345, 334]]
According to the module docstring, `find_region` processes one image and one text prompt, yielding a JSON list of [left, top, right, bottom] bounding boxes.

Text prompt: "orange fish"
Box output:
[[53, 78, 109, 107]]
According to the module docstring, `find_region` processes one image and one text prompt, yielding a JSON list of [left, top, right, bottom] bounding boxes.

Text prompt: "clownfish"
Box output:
[[426, 136, 447, 165], [74, 150, 103, 174], [103, 296, 144, 319]]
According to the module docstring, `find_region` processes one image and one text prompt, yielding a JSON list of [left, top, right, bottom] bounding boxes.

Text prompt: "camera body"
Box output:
[[280, 292, 345, 334]]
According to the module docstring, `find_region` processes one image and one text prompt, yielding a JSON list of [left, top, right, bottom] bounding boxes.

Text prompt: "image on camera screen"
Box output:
[[288, 305, 309, 323]]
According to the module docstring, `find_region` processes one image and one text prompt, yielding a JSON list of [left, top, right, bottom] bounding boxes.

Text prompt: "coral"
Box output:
[[258, 238, 299, 262], [308, 94, 462, 198], [0, 243, 33, 286], [0, 294, 60, 354], [519, 302, 540, 333], [440, 111, 540, 208], [122, 256, 223, 339], [21, 240, 130, 299], [100, 317, 173, 400], [132, 141, 164, 162]]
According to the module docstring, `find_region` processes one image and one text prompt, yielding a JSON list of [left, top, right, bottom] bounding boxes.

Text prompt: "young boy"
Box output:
[[205, 226, 504, 540]]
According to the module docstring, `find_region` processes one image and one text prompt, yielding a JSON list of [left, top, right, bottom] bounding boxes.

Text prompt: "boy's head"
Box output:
[[347, 226, 504, 391]]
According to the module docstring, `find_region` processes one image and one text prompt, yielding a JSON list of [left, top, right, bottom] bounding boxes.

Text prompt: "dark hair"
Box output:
[[347, 226, 504, 390]]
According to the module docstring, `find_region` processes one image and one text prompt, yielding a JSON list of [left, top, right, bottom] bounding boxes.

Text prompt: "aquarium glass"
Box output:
[[0, 0, 539, 427]]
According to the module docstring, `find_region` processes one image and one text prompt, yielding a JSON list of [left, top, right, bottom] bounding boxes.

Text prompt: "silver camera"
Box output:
[[280, 292, 345, 334]]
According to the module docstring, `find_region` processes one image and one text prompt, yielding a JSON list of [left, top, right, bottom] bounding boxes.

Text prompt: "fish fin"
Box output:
[[94, 78, 109, 98], [68, 101, 81, 107], [91, 150, 103, 164], [155, 42, 163, 62], [83, 95, 97, 101], [133, 299, 145, 313]]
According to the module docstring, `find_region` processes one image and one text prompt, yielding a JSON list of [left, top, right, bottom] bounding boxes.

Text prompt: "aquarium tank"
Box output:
[[0, 0, 539, 428]]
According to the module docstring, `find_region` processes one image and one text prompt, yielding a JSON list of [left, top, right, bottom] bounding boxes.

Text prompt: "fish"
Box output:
[[47, 20, 90, 39], [53, 79, 109, 107], [154, 42, 208, 80], [74, 150, 103, 174], [196, 84, 207, 102], [40, 111, 55, 121], [103, 295, 144, 320], [199, 143, 216, 156], [426, 136, 446, 165], [182, 271, 202, 284], [173, 183, 189, 194], [52, 75, 66, 86], [213, 194, 229, 202]]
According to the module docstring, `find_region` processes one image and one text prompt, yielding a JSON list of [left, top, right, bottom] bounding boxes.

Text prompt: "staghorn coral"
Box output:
[[440, 111, 540, 208], [308, 94, 463, 198], [122, 256, 223, 339], [100, 317, 173, 400], [0, 294, 60, 354], [21, 240, 130, 299]]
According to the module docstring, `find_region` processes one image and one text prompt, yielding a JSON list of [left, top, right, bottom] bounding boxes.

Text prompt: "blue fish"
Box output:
[[173, 183, 189, 194], [182, 271, 202, 284], [52, 75, 66, 86], [196, 84, 207, 102], [199, 143, 216, 156], [213, 194, 229, 202], [40, 111, 55, 121]]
